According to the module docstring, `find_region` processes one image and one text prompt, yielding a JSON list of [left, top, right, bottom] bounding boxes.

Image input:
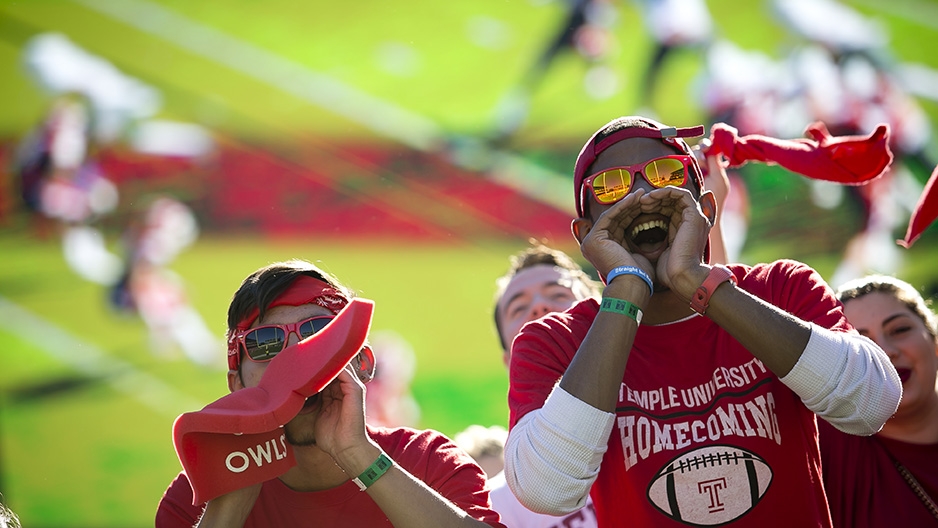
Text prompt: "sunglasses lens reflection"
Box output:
[[645, 158, 686, 188], [243, 317, 334, 363], [298, 317, 331, 339], [592, 169, 631, 204], [245, 327, 286, 361]]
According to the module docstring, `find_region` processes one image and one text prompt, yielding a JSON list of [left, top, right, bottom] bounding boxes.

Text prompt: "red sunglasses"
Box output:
[[581, 154, 692, 208], [228, 315, 333, 367]]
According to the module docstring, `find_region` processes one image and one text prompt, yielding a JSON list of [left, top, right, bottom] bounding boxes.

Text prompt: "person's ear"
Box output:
[[227, 370, 243, 393], [698, 190, 718, 226], [355, 346, 376, 384], [572, 217, 593, 245]]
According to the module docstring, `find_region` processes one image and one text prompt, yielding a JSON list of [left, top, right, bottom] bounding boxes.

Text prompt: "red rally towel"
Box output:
[[705, 121, 893, 185], [172, 298, 374, 504], [899, 164, 938, 248]]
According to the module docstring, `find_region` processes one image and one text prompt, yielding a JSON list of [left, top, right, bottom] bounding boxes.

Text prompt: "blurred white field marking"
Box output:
[[77, 0, 442, 151], [75, 0, 573, 213], [0, 296, 203, 418]]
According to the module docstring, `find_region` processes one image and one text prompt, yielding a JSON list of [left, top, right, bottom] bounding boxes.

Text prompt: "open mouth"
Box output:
[[629, 218, 669, 253]]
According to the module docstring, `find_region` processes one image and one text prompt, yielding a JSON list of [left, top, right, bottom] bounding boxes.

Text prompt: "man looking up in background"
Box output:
[[493, 242, 601, 366], [503, 116, 901, 527], [484, 242, 601, 527]]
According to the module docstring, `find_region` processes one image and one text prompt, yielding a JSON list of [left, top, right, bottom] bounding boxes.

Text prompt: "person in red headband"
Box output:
[[156, 259, 506, 528], [503, 116, 901, 527]]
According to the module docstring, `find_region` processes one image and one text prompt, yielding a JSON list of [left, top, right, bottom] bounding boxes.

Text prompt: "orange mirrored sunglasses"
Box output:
[[582, 155, 692, 207]]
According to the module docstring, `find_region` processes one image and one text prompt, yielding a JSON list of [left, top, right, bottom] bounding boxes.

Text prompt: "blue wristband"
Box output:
[[606, 266, 653, 295]]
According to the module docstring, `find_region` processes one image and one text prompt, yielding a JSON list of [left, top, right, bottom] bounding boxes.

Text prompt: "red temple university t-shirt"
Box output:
[[509, 260, 848, 527], [156, 425, 505, 527]]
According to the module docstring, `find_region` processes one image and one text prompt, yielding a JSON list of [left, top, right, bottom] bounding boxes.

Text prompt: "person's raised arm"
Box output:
[[318, 368, 495, 527], [505, 192, 657, 514], [561, 191, 654, 410], [654, 187, 900, 433], [699, 148, 731, 266]]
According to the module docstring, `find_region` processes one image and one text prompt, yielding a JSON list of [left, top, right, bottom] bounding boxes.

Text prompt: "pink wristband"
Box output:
[[690, 266, 736, 315]]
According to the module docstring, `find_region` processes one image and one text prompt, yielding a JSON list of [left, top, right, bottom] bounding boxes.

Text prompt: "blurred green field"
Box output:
[[2, 0, 938, 527], [2, 0, 938, 144]]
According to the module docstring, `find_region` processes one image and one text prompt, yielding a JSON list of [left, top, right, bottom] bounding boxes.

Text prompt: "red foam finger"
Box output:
[[177, 428, 295, 505], [171, 298, 374, 504], [899, 164, 938, 248], [706, 122, 893, 185]]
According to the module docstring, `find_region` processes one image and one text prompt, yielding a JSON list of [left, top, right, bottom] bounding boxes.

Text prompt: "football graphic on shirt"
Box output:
[[647, 445, 773, 526]]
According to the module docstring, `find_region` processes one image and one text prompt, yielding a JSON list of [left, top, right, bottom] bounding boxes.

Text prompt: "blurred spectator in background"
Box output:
[[21, 32, 212, 157], [631, 0, 713, 111], [785, 27, 929, 285], [109, 196, 221, 367], [22, 32, 161, 144], [488, 0, 619, 147], [454, 424, 509, 478], [487, 241, 600, 527], [15, 30, 159, 232], [820, 275, 938, 527], [487, 0, 716, 148], [365, 329, 421, 427], [12, 91, 125, 289], [698, 0, 934, 283], [13, 31, 221, 368], [12, 92, 118, 237]]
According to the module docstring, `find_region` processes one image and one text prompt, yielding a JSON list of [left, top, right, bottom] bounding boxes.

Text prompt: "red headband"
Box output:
[[227, 275, 349, 370]]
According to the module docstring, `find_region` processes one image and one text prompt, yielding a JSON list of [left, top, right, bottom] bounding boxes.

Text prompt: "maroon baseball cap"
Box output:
[[574, 117, 706, 218]]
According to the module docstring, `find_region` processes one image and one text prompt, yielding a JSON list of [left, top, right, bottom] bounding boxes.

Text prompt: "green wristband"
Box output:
[[600, 297, 643, 324], [352, 452, 393, 491]]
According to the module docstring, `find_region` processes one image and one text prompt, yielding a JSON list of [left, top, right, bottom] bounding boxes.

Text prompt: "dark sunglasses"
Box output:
[[581, 154, 691, 207], [230, 316, 333, 363]]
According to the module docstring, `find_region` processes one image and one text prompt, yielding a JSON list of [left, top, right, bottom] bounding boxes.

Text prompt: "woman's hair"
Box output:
[[836, 275, 938, 339]]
